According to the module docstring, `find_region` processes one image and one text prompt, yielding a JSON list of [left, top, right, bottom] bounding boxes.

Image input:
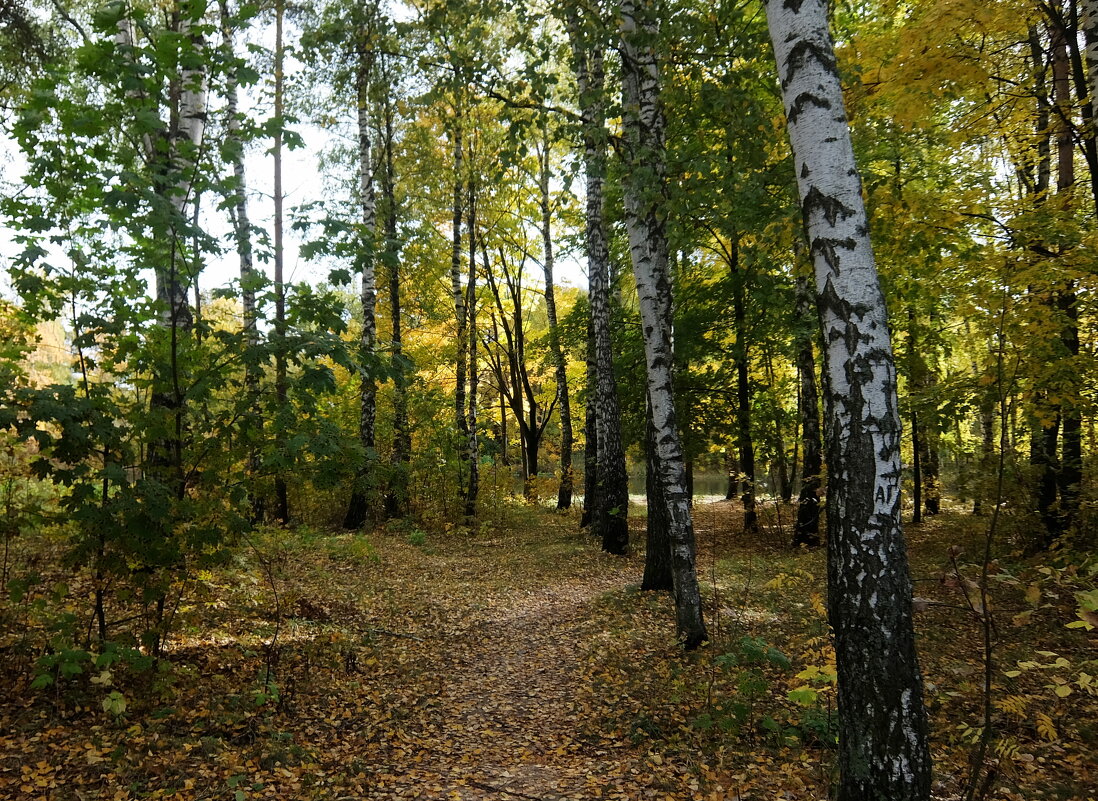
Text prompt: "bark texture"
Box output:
[[621, 0, 706, 648], [765, 0, 931, 797], [566, 9, 629, 553]]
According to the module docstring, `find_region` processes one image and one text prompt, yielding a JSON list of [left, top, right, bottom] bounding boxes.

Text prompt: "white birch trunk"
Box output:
[[764, 0, 930, 798], [620, 0, 706, 648], [565, 9, 629, 554]]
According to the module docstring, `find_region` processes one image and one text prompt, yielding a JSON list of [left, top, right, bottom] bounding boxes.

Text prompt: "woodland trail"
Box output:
[[15, 501, 1089, 800], [324, 514, 700, 800]]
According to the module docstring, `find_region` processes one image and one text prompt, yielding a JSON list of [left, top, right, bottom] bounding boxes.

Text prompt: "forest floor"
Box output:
[[1, 498, 1096, 800]]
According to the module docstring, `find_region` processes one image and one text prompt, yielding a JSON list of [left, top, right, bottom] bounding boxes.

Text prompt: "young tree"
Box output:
[[764, 0, 932, 797]]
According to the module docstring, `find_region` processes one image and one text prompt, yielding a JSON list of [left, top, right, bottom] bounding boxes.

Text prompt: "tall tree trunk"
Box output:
[[765, 1, 932, 798], [793, 276, 822, 547], [539, 126, 574, 510], [272, 0, 289, 524], [1053, 9, 1082, 530], [764, 346, 792, 503], [566, 10, 629, 554], [621, 0, 706, 648], [731, 241, 757, 533], [464, 185, 480, 520], [450, 123, 469, 508], [344, 48, 379, 530], [219, 0, 263, 521], [380, 78, 409, 520], [1027, 24, 1059, 535]]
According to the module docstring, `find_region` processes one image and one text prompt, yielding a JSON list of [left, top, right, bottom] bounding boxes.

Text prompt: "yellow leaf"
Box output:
[[1035, 712, 1057, 741]]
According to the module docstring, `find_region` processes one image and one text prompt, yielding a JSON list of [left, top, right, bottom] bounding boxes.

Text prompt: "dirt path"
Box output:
[[344, 532, 644, 800]]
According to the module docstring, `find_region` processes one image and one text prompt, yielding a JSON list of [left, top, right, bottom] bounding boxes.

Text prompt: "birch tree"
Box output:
[[620, 0, 706, 648], [565, 6, 629, 554], [344, 27, 380, 530], [764, 0, 931, 796]]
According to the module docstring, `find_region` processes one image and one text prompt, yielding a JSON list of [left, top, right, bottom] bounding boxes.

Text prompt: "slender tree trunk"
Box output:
[[731, 244, 757, 533], [219, 0, 263, 521], [1053, 10, 1082, 529], [464, 180, 480, 520], [539, 127, 574, 510], [450, 123, 469, 507], [380, 80, 409, 520], [621, 0, 706, 648], [272, 0, 289, 524], [567, 10, 629, 553], [793, 276, 822, 547], [764, 346, 791, 503], [1027, 25, 1059, 535], [911, 409, 923, 524], [344, 48, 379, 530], [765, 1, 932, 797]]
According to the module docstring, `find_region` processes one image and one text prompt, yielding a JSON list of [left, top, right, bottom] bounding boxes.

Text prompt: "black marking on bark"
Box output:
[[787, 91, 831, 124], [824, 136, 838, 142], [783, 0, 808, 13], [803, 186, 855, 227], [811, 236, 856, 274], [800, 162, 810, 178], [783, 40, 838, 86]]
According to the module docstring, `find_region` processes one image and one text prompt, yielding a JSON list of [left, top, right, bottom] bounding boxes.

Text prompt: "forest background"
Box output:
[[0, 0, 1097, 799]]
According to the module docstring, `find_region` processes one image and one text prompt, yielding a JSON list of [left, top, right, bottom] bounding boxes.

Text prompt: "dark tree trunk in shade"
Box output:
[[765, 0, 932, 797], [793, 276, 822, 547], [272, 0, 289, 525], [725, 450, 739, 500], [381, 77, 410, 520], [911, 409, 923, 525], [642, 397, 673, 592]]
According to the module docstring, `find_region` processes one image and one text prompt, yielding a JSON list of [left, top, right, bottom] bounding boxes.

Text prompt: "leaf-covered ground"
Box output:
[[1, 500, 1095, 800]]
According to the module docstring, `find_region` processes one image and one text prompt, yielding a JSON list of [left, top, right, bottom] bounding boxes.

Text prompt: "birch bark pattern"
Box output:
[[343, 49, 380, 530], [566, 10, 628, 554], [620, 0, 706, 648], [764, 0, 931, 797]]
